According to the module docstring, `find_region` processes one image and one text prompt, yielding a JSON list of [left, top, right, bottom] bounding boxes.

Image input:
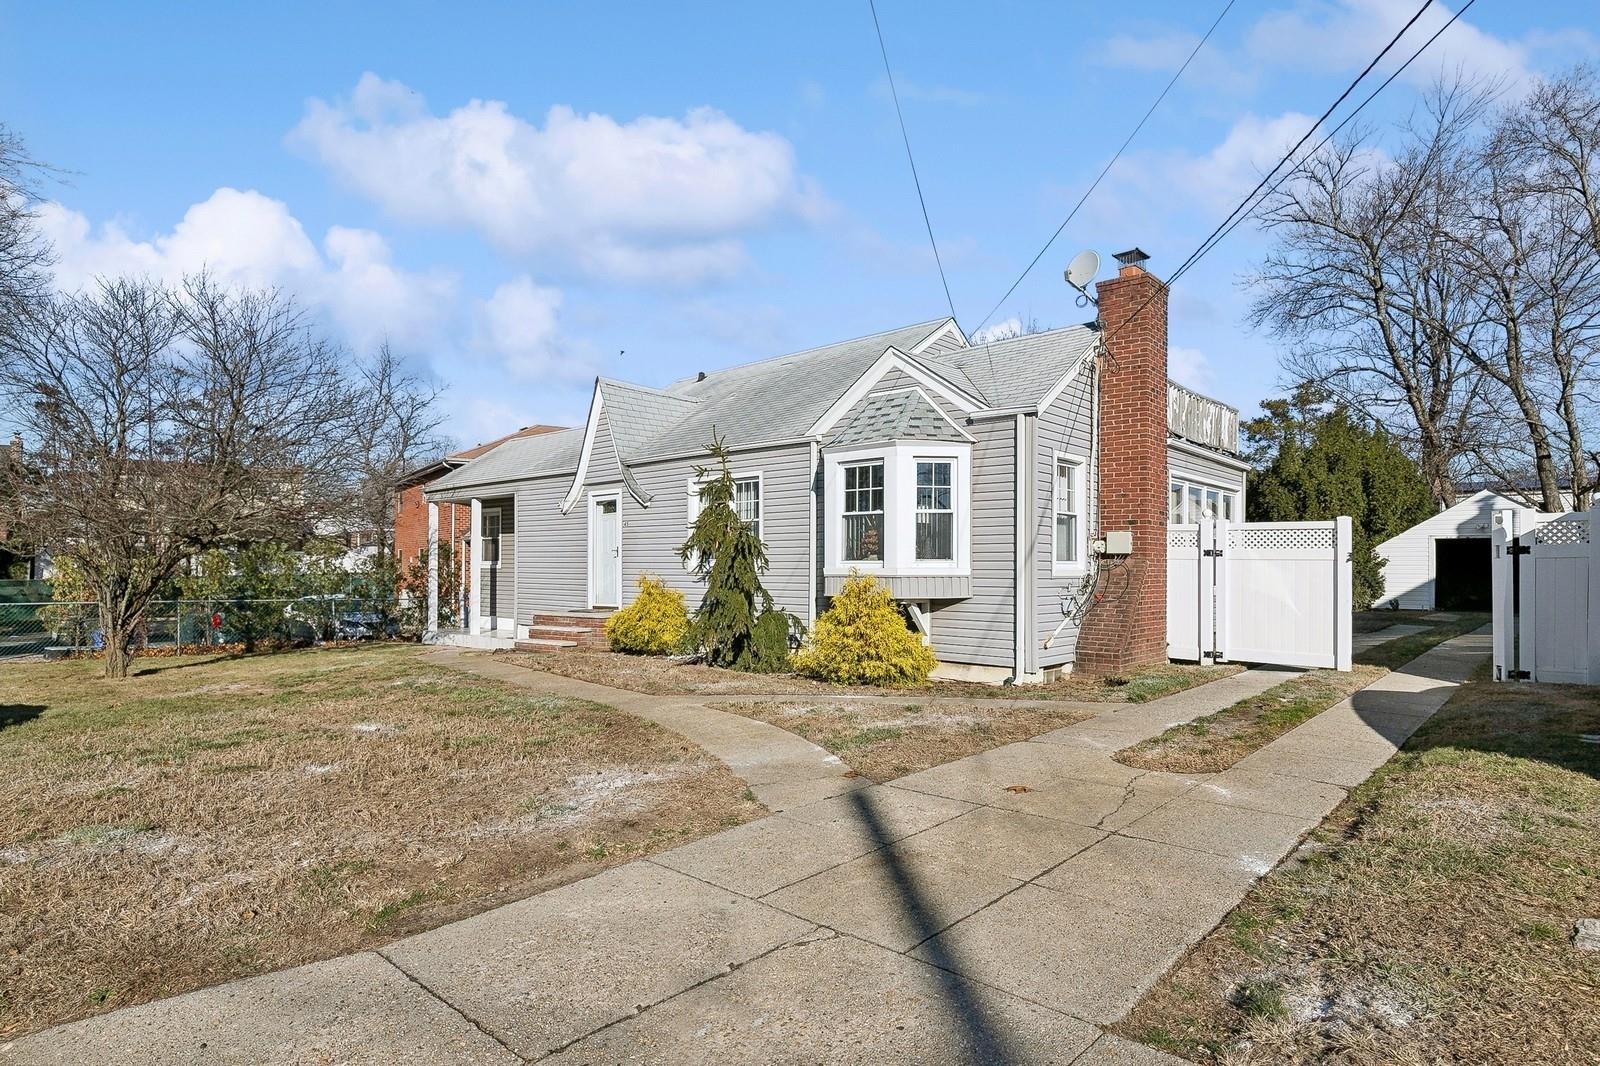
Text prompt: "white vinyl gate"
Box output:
[[1168, 518, 1354, 671], [1492, 508, 1593, 684]]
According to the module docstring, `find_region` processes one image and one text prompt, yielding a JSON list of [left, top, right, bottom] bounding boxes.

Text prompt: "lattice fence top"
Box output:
[[1534, 517, 1591, 545], [1229, 525, 1336, 551], [1168, 527, 1199, 550]]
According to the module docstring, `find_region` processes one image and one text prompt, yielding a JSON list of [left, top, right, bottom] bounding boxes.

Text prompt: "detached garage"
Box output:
[[1375, 489, 1566, 610]]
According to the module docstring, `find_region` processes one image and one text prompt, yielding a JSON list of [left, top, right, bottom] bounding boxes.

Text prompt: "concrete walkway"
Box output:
[[2, 633, 1490, 1065], [1351, 622, 1429, 652], [423, 648, 867, 812]]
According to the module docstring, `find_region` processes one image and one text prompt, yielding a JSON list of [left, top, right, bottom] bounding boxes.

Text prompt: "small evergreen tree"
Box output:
[[678, 433, 798, 671], [1245, 384, 1436, 608]]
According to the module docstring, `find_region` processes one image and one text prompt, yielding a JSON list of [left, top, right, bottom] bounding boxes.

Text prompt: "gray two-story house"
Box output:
[[421, 251, 1245, 682]]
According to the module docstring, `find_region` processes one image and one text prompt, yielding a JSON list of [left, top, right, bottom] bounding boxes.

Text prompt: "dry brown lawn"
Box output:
[[718, 698, 1092, 782], [496, 649, 1241, 704], [1116, 667, 1385, 775], [0, 645, 761, 1039], [1117, 672, 1600, 1065]]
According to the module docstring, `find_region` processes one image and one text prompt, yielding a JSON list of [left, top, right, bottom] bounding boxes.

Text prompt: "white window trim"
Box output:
[[1052, 453, 1087, 576], [684, 471, 764, 571], [1168, 476, 1241, 524], [586, 491, 622, 609], [822, 442, 971, 578], [840, 459, 887, 567], [481, 507, 502, 570], [912, 457, 956, 565]]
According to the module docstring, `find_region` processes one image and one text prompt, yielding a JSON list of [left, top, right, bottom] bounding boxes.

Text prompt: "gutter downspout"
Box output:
[[1013, 412, 1027, 683], [808, 440, 820, 627]]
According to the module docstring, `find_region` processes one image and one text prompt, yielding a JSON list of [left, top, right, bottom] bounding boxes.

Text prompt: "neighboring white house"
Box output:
[[1376, 488, 1572, 611]]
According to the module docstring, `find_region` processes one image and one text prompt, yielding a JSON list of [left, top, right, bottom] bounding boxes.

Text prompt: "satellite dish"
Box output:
[[1064, 249, 1100, 307]]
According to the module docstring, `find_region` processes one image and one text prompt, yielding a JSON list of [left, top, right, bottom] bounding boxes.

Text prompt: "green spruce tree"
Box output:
[[1244, 384, 1436, 608], [678, 433, 797, 671]]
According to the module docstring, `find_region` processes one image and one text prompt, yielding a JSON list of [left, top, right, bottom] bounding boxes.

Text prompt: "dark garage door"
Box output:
[[1435, 537, 1490, 611]]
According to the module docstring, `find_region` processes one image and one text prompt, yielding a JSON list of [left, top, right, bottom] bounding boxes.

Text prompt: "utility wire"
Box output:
[[974, 0, 1237, 333], [1099, 0, 1446, 353], [869, 0, 958, 324], [1170, 0, 1477, 287], [1162, 0, 1435, 290]]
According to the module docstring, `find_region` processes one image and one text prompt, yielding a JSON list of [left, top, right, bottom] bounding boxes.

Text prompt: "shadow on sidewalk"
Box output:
[[843, 788, 1019, 1063]]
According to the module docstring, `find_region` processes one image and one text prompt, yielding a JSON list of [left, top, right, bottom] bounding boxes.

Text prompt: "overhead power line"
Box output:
[[1162, 0, 1436, 289], [1100, 0, 1449, 354], [974, 0, 1237, 333], [869, 0, 959, 324], [1170, 0, 1478, 287]]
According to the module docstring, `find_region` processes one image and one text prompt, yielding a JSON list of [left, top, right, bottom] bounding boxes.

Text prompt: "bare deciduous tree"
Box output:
[[342, 341, 449, 571], [0, 275, 349, 678]]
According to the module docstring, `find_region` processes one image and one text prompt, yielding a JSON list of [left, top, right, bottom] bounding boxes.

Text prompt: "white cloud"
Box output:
[[1168, 345, 1215, 393], [472, 276, 591, 380], [289, 73, 826, 285], [972, 317, 1023, 344], [1247, 0, 1533, 90], [37, 188, 456, 352], [1101, 30, 1256, 96], [1174, 111, 1318, 212]]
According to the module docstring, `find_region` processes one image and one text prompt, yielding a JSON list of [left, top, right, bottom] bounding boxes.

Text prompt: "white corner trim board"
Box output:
[[560, 380, 606, 514]]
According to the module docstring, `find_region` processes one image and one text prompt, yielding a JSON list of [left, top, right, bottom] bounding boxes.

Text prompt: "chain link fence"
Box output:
[[0, 592, 412, 662]]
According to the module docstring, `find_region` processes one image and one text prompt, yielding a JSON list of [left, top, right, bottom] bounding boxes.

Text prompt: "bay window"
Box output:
[[842, 462, 885, 562], [914, 460, 953, 561]]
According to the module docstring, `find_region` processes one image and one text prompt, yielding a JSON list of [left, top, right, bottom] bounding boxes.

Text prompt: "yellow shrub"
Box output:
[[605, 574, 691, 655], [792, 573, 936, 685]]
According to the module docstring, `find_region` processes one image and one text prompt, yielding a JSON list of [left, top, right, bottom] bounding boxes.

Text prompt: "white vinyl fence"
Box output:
[[1168, 518, 1354, 671], [1491, 507, 1594, 683]]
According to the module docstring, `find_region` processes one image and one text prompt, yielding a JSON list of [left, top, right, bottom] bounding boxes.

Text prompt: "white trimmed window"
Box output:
[[481, 509, 502, 566], [1053, 456, 1084, 568], [733, 477, 761, 539], [842, 461, 885, 562], [1168, 479, 1239, 523], [914, 460, 954, 562]]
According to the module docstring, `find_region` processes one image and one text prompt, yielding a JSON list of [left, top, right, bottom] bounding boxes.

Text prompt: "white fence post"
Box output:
[[1210, 518, 1228, 665], [1335, 516, 1353, 672], [1590, 502, 1600, 684], [1491, 511, 1513, 681]]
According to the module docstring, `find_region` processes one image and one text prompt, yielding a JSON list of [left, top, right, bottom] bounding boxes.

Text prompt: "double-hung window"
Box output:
[[914, 460, 954, 561], [1054, 457, 1083, 567], [733, 477, 761, 539], [481, 510, 502, 566], [842, 462, 885, 562]]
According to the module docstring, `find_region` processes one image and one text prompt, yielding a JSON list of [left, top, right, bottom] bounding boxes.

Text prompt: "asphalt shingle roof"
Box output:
[[426, 427, 585, 495], [924, 323, 1099, 409], [827, 389, 971, 448]]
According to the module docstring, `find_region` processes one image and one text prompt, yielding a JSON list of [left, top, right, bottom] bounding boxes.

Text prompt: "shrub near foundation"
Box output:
[[793, 574, 936, 686], [604, 574, 690, 655]]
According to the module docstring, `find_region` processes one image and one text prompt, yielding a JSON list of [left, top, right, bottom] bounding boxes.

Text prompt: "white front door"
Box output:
[[591, 497, 621, 607]]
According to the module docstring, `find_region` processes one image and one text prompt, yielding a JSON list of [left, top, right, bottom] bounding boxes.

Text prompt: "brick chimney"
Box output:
[[1076, 249, 1169, 675]]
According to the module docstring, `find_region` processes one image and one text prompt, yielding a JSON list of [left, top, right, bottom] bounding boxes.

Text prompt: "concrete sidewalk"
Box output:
[[2, 633, 1489, 1065]]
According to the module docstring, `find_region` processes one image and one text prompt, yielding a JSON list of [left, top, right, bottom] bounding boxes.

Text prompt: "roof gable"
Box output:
[[827, 386, 975, 448]]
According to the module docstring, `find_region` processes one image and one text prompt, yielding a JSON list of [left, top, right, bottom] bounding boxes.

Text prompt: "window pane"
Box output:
[[1170, 482, 1183, 524], [916, 511, 952, 561], [843, 513, 883, 561], [1206, 489, 1220, 518], [734, 478, 760, 537], [1055, 514, 1077, 563], [1188, 486, 1202, 522], [1056, 461, 1075, 510]]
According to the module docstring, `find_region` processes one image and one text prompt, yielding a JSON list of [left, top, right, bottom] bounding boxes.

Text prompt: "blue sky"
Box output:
[[4, 0, 1597, 449]]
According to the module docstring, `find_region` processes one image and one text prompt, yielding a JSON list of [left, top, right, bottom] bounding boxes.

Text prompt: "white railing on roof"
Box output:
[[1168, 382, 1239, 455]]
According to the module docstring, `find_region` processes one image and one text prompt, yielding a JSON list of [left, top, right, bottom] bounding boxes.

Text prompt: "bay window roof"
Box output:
[[826, 389, 972, 449]]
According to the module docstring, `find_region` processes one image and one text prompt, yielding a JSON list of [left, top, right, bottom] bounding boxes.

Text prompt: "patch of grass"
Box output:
[[0, 645, 764, 1039], [1356, 612, 1489, 669], [720, 699, 1092, 782], [1117, 675, 1600, 1065], [1116, 666, 1385, 775]]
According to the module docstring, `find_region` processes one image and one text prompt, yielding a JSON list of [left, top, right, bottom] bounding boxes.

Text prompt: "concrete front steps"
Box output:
[[516, 611, 611, 653]]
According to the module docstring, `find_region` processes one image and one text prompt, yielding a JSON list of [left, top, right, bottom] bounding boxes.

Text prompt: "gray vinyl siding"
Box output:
[[622, 441, 814, 619], [925, 415, 1017, 670], [515, 477, 589, 619], [1035, 374, 1096, 670], [1168, 443, 1246, 495], [479, 496, 515, 622]]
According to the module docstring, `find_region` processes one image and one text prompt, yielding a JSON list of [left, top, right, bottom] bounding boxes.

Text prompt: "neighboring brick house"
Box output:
[[394, 426, 565, 618]]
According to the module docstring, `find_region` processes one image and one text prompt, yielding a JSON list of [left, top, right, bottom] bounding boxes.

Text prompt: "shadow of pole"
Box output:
[[844, 788, 1019, 1064]]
